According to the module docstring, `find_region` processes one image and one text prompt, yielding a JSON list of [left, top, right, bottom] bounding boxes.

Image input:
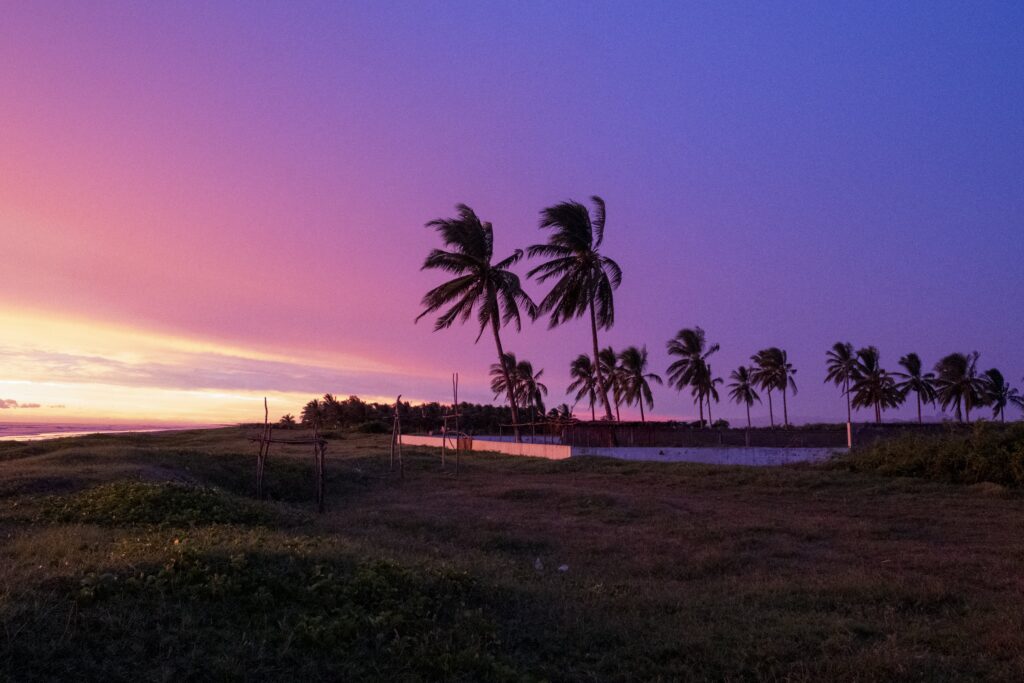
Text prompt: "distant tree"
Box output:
[[618, 345, 662, 422], [825, 342, 859, 424], [933, 352, 986, 423], [278, 413, 296, 428], [567, 354, 599, 421], [851, 346, 902, 423], [528, 197, 622, 421], [516, 357, 548, 424], [417, 204, 535, 442], [751, 347, 796, 428], [490, 352, 523, 411], [598, 346, 625, 420], [728, 366, 761, 429], [667, 327, 719, 426], [300, 399, 324, 428], [695, 362, 724, 426], [547, 403, 573, 421], [981, 368, 1016, 422], [894, 353, 937, 424]]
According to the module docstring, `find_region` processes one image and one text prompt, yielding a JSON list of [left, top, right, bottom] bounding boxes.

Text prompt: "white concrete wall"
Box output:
[[571, 445, 844, 466], [399, 434, 572, 460]]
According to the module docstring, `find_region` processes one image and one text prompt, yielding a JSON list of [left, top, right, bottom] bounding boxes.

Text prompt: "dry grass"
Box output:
[[1, 427, 1023, 681]]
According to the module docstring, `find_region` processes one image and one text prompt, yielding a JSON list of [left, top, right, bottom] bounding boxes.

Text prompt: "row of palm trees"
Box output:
[[416, 199, 1020, 436], [825, 343, 1022, 423]]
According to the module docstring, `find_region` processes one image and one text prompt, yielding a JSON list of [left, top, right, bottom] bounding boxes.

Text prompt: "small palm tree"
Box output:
[[825, 342, 859, 423], [417, 204, 536, 441], [279, 413, 297, 428], [300, 399, 324, 428], [851, 346, 902, 423], [599, 346, 626, 420], [894, 353, 937, 424], [567, 354, 599, 421], [728, 366, 761, 428], [751, 347, 796, 427], [528, 197, 622, 421], [490, 352, 523, 411], [667, 327, 719, 425], [697, 363, 724, 426], [981, 368, 1015, 422], [547, 403, 573, 421], [618, 345, 662, 422], [933, 352, 986, 423], [516, 358, 548, 425]]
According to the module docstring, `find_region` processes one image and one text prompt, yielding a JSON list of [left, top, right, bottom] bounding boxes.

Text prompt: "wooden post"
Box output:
[[313, 428, 325, 514], [846, 421, 853, 449], [257, 397, 271, 499], [453, 373, 460, 476]]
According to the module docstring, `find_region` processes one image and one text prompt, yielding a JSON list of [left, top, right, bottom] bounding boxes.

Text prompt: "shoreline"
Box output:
[[0, 422, 228, 442]]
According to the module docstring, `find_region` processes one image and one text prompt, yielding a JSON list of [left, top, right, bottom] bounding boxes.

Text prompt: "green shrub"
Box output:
[[839, 422, 1024, 486], [45, 481, 274, 527]]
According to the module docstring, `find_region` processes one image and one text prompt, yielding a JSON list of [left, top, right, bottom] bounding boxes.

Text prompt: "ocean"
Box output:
[[0, 422, 223, 442]]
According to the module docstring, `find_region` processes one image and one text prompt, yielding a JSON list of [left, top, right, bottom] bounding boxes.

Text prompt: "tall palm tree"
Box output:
[[417, 204, 535, 441], [728, 366, 761, 428], [933, 352, 986, 423], [697, 363, 724, 426], [528, 196, 622, 421], [851, 346, 902, 423], [599, 346, 625, 420], [667, 327, 719, 425], [516, 357, 548, 425], [567, 354, 599, 421], [894, 353, 936, 424], [981, 368, 1015, 422], [751, 347, 796, 428], [618, 345, 662, 422], [489, 352, 523, 411], [825, 342, 858, 424]]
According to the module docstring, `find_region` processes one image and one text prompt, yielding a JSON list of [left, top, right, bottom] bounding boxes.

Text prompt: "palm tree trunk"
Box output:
[[875, 401, 881, 423], [590, 400, 596, 422], [698, 398, 704, 426], [588, 302, 615, 421], [707, 395, 713, 426], [767, 389, 775, 429], [782, 387, 789, 427], [916, 394, 922, 424], [490, 317, 522, 443], [614, 398, 621, 422], [639, 400, 645, 423], [845, 377, 851, 424], [746, 402, 751, 428]]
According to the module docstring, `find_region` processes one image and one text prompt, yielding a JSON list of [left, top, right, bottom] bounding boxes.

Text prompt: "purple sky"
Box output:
[[2, 2, 1022, 423]]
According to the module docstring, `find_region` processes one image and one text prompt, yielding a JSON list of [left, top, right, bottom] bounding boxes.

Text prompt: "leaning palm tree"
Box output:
[[933, 352, 986, 423], [894, 353, 937, 424], [751, 347, 796, 427], [528, 197, 621, 421], [981, 368, 1015, 422], [825, 342, 859, 424], [728, 366, 761, 428], [851, 346, 902, 423], [567, 354, 599, 421], [618, 345, 662, 422], [667, 327, 720, 425], [417, 204, 535, 441], [599, 346, 625, 420]]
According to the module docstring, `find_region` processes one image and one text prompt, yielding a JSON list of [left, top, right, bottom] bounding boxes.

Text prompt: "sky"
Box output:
[[1, 1, 1022, 425]]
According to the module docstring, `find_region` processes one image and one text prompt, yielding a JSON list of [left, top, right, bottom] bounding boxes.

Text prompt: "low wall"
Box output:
[[400, 435, 572, 460], [572, 445, 844, 466]]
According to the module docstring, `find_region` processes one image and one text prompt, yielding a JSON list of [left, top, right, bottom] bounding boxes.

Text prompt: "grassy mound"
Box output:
[[13, 551, 517, 681], [838, 422, 1024, 486], [45, 481, 275, 527]]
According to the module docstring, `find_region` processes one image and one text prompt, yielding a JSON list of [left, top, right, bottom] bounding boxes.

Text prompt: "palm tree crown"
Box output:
[[825, 342, 858, 423], [528, 196, 621, 421], [567, 354, 599, 421], [751, 347, 797, 427], [933, 352, 986, 423], [667, 327, 720, 425], [981, 368, 1016, 422], [850, 346, 902, 423], [618, 345, 662, 422]]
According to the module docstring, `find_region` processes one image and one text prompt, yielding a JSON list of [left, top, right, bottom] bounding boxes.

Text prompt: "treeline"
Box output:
[[279, 394, 519, 435]]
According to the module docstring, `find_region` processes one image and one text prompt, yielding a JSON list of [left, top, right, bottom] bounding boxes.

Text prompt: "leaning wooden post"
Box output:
[[257, 397, 271, 499]]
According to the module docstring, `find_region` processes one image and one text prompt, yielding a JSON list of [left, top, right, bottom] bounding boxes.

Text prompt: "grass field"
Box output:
[[1, 427, 1023, 681]]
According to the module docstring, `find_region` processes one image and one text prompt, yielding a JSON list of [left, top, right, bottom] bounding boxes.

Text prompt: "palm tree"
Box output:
[[667, 327, 719, 425], [567, 354, 599, 421], [727, 366, 761, 428], [279, 413, 297, 428], [599, 346, 625, 420], [751, 348, 796, 428], [300, 399, 324, 428], [825, 342, 858, 424], [894, 353, 936, 424], [933, 352, 986, 423], [527, 197, 622, 421], [981, 368, 1016, 422], [850, 346, 902, 423], [618, 345, 662, 422], [490, 352, 523, 411], [697, 363, 724, 426], [516, 357, 548, 425], [417, 204, 535, 441], [547, 403, 572, 421]]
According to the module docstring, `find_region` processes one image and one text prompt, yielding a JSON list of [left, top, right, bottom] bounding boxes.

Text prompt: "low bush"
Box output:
[[353, 420, 388, 434], [838, 422, 1024, 486], [45, 481, 274, 527]]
